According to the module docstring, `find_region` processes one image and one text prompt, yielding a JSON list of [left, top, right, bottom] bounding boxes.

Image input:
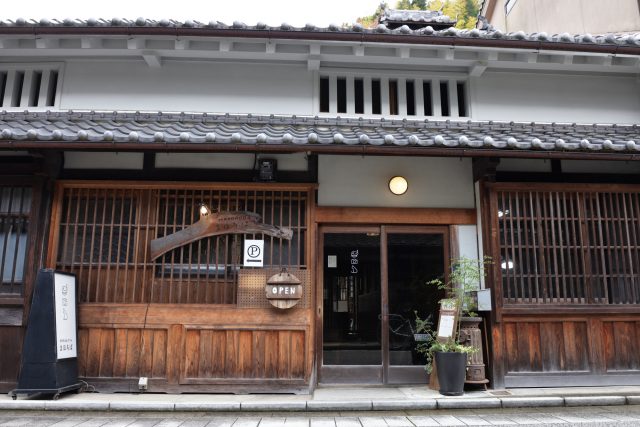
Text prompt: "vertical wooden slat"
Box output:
[[113, 190, 126, 302], [151, 330, 167, 378], [0, 187, 16, 290], [514, 192, 525, 302], [595, 193, 610, 303], [113, 329, 128, 377], [629, 193, 640, 303]]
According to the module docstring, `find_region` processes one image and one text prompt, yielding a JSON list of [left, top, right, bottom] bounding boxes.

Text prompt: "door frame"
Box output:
[[316, 224, 450, 384]]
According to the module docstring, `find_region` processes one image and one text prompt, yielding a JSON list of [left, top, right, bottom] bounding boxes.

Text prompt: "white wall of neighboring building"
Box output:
[[483, 0, 640, 34], [471, 71, 640, 124], [60, 60, 313, 115], [317, 155, 474, 208]]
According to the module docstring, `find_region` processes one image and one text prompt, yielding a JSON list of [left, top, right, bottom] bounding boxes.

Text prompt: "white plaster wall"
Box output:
[[457, 225, 479, 261], [472, 72, 640, 124], [155, 153, 308, 170], [318, 155, 474, 208], [61, 60, 313, 115], [64, 152, 144, 169]]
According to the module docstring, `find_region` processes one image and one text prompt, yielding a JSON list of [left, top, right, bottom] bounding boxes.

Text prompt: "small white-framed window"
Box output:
[[0, 63, 63, 110]]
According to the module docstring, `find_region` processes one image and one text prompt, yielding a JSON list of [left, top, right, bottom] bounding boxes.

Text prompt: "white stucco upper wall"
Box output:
[[471, 71, 640, 124], [60, 60, 314, 114], [58, 59, 640, 125], [318, 155, 475, 208]]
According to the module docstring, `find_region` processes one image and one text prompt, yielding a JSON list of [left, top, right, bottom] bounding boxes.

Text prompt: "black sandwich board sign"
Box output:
[[10, 269, 83, 400]]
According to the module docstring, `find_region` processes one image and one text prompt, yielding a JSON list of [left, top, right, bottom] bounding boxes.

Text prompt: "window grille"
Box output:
[[0, 66, 60, 109], [318, 75, 468, 118], [495, 186, 640, 305], [0, 186, 32, 296], [54, 185, 308, 305]]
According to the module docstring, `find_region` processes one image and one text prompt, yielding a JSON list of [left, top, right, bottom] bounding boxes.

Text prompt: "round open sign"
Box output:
[[265, 270, 302, 309]]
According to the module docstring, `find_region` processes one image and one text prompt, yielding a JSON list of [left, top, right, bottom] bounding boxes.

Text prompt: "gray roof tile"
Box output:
[[380, 8, 454, 24], [0, 110, 638, 153], [0, 18, 638, 49]]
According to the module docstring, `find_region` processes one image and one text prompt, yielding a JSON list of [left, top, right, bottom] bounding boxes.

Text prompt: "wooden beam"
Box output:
[[473, 157, 500, 182], [314, 206, 476, 225]]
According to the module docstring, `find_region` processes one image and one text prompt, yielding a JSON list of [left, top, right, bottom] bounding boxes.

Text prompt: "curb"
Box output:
[[1, 395, 636, 412]]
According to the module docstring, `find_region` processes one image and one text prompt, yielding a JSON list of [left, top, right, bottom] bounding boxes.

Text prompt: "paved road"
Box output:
[[2, 406, 640, 426]]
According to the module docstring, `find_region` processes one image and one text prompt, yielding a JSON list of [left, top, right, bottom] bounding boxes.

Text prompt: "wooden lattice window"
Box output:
[[52, 183, 309, 305], [0, 185, 32, 296], [494, 185, 640, 305]]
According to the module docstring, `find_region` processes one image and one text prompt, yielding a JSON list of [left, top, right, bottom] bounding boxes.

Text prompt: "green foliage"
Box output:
[[415, 256, 491, 372], [357, 2, 387, 28], [426, 256, 492, 319]]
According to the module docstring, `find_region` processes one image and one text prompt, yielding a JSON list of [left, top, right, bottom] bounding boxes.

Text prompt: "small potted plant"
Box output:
[[416, 256, 491, 396]]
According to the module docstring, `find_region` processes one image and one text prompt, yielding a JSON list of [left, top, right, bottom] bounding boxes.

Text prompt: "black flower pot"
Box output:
[[435, 351, 467, 396]]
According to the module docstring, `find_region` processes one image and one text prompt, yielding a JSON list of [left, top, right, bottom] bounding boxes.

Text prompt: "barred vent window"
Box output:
[[318, 74, 468, 118], [0, 66, 61, 109]]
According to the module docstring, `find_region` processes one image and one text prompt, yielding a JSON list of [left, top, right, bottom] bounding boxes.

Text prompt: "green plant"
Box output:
[[415, 256, 491, 372]]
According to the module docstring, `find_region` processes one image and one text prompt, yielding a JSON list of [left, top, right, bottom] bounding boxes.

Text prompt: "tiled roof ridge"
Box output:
[[380, 8, 454, 24], [0, 109, 639, 154], [1, 109, 637, 130], [0, 18, 639, 47]]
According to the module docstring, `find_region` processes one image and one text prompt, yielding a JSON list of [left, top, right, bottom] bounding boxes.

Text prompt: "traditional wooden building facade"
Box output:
[[0, 13, 639, 392]]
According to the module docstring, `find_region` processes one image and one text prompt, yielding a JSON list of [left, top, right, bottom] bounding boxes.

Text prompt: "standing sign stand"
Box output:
[[10, 269, 83, 400], [428, 298, 459, 391]]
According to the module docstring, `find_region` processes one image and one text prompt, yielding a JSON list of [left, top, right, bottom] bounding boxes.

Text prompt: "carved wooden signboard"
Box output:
[[150, 208, 292, 260], [265, 270, 302, 309]]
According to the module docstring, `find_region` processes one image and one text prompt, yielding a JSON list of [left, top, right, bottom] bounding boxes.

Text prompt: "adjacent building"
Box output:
[[0, 10, 639, 393], [480, 0, 640, 34]]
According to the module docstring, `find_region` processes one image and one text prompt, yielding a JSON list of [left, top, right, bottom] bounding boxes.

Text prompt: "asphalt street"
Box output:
[[3, 405, 640, 426]]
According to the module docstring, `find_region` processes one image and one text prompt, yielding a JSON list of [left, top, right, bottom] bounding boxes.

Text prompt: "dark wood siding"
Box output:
[[485, 183, 640, 387], [48, 181, 315, 392]]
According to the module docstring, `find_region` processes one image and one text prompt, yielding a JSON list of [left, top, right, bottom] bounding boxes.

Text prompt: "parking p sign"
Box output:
[[244, 239, 264, 267]]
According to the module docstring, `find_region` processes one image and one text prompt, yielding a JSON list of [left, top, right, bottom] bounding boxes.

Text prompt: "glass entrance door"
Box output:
[[320, 226, 447, 384]]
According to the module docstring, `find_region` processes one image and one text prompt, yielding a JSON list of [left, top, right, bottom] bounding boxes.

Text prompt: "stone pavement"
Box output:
[[4, 386, 640, 413], [3, 405, 640, 426], [0, 386, 640, 414]]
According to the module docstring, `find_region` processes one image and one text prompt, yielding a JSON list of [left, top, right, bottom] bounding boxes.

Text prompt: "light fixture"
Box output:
[[199, 204, 211, 216], [388, 176, 408, 195], [501, 260, 514, 270]]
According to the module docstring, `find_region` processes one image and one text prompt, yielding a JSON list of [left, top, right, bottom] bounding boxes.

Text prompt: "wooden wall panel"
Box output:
[[603, 320, 640, 372], [77, 305, 313, 390], [504, 319, 590, 374], [0, 326, 22, 390], [498, 314, 640, 387], [78, 327, 168, 379], [181, 328, 307, 382]]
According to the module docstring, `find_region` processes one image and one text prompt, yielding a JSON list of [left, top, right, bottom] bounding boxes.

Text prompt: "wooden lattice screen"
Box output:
[[51, 183, 309, 305], [494, 185, 640, 305], [0, 185, 32, 296]]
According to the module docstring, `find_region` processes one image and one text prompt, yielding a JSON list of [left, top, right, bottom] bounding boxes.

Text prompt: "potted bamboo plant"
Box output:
[[416, 256, 490, 396]]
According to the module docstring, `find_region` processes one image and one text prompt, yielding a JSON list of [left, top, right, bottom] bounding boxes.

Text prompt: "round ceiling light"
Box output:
[[388, 176, 408, 195]]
